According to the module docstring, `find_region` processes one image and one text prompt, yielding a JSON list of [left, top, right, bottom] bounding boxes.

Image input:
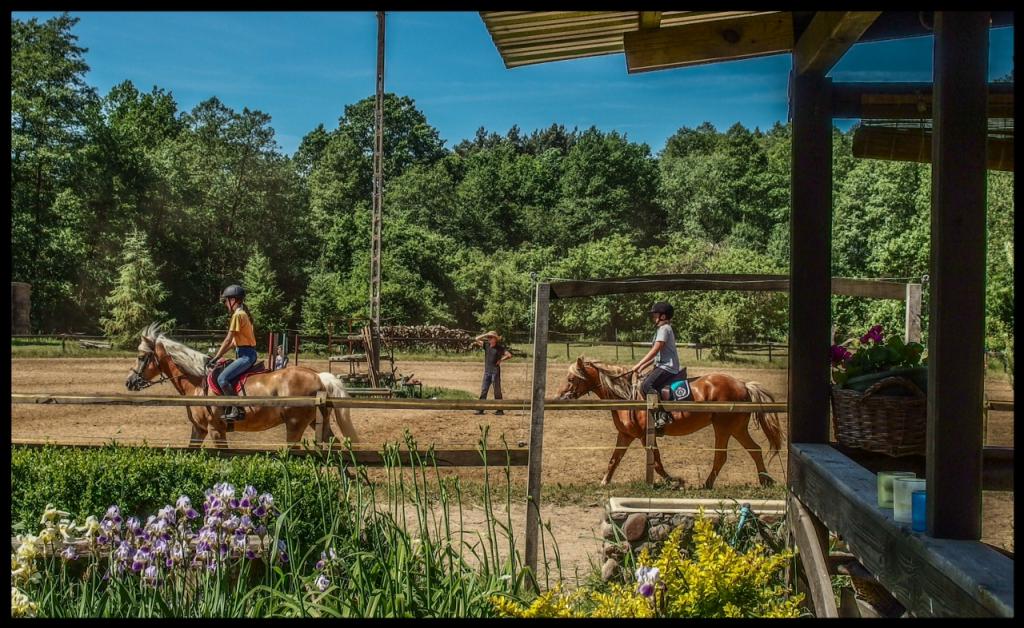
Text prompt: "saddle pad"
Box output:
[[208, 362, 267, 396], [668, 379, 692, 401]]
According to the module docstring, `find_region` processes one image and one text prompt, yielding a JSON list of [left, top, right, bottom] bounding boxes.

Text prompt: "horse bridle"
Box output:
[[127, 351, 172, 390]]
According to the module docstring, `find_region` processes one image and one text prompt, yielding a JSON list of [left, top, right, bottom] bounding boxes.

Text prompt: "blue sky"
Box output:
[[13, 11, 1016, 156]]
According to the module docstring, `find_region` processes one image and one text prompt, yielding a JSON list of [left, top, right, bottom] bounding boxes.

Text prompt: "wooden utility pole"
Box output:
[[369, 10, 385, 375]]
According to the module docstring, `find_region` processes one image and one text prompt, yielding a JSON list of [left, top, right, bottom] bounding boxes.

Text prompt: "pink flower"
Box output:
[[860, 325, 884, 345], [830, 344, 853, 366]]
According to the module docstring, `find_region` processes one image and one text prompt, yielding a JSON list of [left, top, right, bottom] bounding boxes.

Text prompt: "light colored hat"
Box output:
[[475, 330, 503, 342]]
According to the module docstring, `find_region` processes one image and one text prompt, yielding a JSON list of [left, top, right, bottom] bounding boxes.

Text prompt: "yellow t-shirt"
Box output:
[[229, 309, 257, 347]]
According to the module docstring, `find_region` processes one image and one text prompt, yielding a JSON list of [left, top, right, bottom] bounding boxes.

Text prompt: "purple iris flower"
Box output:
[[252, 506, 267, 518], [185, 508, 200, 520], [61, 545, 78, 561], [315, 574, 330, 592], [243, 486, 258, 499], [259, 494, 274, 509], [239, 497, 252, 510], [245, 549, 257, 560], [176, 496, 192, 512], [126, 517, 142, 534]]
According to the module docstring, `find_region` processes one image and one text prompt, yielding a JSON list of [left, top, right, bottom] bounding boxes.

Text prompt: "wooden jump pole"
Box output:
[[524, 281, 550, 591]]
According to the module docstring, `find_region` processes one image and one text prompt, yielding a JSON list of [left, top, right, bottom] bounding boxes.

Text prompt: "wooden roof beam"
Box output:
[[639, 11, 662, 30], [853, 126, 1014, 172], [793, 11, 881, 76], [623, 12, 793, 74], [832, 82, 1014, 119]]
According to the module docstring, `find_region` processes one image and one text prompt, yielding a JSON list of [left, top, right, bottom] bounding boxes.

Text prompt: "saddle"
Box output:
[[207, 359, 268, 396], [659, 369, 695, 402]]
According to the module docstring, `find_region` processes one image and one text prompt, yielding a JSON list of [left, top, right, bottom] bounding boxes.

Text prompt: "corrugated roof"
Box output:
[[480, 11, 782, 68]]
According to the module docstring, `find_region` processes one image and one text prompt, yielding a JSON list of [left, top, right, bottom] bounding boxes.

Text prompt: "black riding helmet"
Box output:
[[650, 301, 674, 319], [220, 284, 246, 301]]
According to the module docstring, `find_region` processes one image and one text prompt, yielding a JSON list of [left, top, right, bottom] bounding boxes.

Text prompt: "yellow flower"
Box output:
[[39, 504, 70, 526], [11, 586, 39, 618]]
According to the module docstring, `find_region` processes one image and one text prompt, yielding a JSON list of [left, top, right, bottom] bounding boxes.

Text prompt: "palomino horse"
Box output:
[[556, 357, 782, 488], [125, 323, 359, 448]]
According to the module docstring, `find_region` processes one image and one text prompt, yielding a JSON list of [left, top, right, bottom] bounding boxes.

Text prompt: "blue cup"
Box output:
[[911, 490, 927, 532]]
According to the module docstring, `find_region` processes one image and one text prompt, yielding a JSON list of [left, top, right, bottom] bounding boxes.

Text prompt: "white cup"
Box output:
[[893, 477, 927, 523]]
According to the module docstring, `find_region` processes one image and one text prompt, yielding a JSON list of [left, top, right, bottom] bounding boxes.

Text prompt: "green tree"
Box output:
[[242, 250, 294, 336], [11, 13, 100, 330], [99, 229, 171, 348], [300, 270, 345, 335]]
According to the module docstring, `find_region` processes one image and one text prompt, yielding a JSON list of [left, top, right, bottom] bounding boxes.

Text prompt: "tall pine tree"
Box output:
[[241, 249, 293, 337], [99, 229, 171, 348]]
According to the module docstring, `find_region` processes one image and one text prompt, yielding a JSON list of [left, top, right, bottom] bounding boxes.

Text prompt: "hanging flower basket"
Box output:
[[829, 325, 928, 457], [830, 375, 927, 457]]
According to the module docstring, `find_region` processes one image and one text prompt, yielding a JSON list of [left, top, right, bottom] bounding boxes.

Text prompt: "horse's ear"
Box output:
[[576, 356, 586, 371]]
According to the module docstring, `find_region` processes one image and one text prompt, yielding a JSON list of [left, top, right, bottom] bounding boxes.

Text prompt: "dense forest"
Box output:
[[11, 14, 1015, 356]]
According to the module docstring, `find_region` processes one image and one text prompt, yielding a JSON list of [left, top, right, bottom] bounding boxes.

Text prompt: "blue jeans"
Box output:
[[218, 347, 257, 393], [479, 370, 503, 399]]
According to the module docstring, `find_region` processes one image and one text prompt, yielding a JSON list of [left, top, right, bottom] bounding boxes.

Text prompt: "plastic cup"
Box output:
[[877, 471, 916, 508], [912, 490, 927, 532], [893, 478, 926, 523]]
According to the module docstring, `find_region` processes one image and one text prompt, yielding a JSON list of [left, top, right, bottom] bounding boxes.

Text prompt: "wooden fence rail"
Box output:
[[10, 392, 789, 413]]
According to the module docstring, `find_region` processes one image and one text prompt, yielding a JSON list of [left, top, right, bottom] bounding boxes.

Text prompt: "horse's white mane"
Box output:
[[568, 357, 635, 400], [138, 322, 208, 377]]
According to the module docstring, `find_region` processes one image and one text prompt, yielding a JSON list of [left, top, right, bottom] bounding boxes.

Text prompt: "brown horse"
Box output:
[[125, 323, 359, 448], [556, 356, 782, 488]]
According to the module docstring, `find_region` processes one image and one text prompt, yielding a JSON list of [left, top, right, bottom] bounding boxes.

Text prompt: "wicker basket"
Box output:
[[830, 376, 926, 457]]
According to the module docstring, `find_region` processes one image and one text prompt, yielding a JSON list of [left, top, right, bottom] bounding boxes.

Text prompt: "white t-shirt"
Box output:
[[652, 324, 680, 374]]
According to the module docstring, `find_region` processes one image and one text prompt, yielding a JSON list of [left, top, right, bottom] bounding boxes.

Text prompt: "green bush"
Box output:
[[10, 444, 341, 546]]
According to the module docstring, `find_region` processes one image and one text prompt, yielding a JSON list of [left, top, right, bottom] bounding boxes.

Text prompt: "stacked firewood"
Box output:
[[380, 325, 476, 353]]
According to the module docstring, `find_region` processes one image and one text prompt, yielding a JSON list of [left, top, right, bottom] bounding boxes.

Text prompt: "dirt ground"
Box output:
[[10, 357, 1015, 571]]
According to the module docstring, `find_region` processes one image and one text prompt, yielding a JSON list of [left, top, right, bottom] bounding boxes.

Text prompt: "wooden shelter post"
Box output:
[[904, 283, 922, 343], [524, 282, 550, 587], [787, 71, 833, 447], [926, 12, 988, 540]]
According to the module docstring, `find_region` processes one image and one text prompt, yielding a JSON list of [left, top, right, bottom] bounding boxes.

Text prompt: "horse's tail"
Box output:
[[318, 372, 360, 443], [744, 381, 783, 460]]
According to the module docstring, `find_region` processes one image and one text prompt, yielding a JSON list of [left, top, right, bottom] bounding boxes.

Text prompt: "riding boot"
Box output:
[[222, 385, 245, 423], [653, 409, 673, 436]]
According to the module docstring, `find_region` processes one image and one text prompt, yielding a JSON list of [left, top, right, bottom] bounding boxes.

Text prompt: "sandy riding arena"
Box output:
[[11, 357, 1015, 568]]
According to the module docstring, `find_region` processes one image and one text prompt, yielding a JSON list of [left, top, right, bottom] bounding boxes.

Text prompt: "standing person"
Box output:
[[206, 284, 258, 423], [274, 344, 289, 370], [472, 331, 512, 415], [627, 302, 682, 430]]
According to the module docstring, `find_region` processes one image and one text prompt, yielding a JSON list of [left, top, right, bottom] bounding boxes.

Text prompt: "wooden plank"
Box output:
[[789, 444, 1013, 616], [852, 127, 1014, 172], [788, 494, 839, 617], [524, 281, 550, 588], [549, 273, 788, 299], [787, 71, 833, 446], [832, 444, 1014, 492], [830, 277, 905, 300], [793, 11, 881, 76], [905, 283, 922, 343], [831, 82, 1014, 119], [857, 11, 1014, 45], [547, 273, 909, 300], [624, 13, 793, 73], [10, 440, 530, 466], [928, 12, 989, 540]]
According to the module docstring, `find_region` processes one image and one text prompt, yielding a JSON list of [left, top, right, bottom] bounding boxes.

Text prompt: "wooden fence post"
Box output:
[[646, 393, 658, 485], [788, 494, 838, 617], [314, 390, 330, 443], [524, 282, 550, 591], [768, 341, 773, 363]]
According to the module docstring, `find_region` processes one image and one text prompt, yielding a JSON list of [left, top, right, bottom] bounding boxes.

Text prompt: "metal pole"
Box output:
[[369, 10, 385, 376]]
